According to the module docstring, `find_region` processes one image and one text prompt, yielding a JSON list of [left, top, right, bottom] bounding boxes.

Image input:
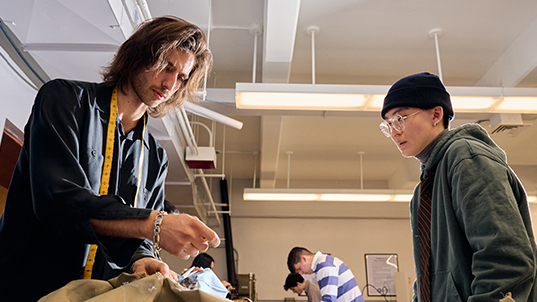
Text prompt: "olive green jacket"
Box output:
[[411, 124, 536, 301]]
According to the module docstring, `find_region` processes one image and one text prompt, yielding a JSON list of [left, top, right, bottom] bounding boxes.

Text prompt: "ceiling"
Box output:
[[1, 0, 537, 219]]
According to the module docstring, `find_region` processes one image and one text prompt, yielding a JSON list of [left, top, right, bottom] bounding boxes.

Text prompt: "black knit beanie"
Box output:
[[381, 72, 454, 121]]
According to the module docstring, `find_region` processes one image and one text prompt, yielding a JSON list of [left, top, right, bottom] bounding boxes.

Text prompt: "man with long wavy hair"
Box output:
[[0, 16, 219, 302]]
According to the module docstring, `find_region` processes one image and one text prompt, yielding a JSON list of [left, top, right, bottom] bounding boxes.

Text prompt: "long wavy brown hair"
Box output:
[[102, 15, 212, 118]]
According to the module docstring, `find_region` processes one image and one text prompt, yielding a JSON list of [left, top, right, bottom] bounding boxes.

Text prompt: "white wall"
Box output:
[[232, 217, 415, 301], [0, 46, 38, 132]]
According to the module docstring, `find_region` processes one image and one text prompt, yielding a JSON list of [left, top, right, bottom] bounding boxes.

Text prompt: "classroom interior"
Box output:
[[1, 1, 537, 301]]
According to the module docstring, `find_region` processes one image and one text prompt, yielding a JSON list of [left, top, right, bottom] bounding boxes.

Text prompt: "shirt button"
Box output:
[[91, 150, 97, 156]]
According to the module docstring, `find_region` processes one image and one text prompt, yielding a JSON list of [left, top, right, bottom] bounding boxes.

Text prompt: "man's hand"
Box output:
[[157, 213, 220, 260], [90, 211, 220, 261], [131, 257, 178, 282]]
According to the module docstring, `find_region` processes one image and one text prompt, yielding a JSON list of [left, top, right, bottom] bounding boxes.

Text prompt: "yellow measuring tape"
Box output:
[[83, 87, 146, 279], [83, 87, 118, 279]]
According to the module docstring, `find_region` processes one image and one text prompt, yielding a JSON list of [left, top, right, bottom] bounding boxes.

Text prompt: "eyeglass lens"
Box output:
[[380, 114, 404, 137]]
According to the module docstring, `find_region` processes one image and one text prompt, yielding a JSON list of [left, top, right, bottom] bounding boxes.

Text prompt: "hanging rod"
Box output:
[[429, 28, 443, 82], [307, 26, 320, 85]]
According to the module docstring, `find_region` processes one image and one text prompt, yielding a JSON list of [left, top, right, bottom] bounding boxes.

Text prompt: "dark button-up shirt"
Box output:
[[0, 79, 168, 301]]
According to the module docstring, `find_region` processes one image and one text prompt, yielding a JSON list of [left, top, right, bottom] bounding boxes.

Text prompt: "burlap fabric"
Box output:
[[38, 272, 230, 302]]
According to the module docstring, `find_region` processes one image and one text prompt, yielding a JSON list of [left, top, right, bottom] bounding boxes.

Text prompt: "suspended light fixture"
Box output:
[[236, 82, 537, 113], [243, 188, 537, 203], [236, 26, 537, 113], [243, 188, 415, 202]]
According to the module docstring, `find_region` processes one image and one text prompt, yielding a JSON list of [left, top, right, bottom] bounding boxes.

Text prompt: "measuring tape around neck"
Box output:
[[83, 87, 146, 279]]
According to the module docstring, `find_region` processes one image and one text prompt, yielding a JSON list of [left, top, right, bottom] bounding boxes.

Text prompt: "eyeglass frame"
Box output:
[[379, 110, 423, 137]]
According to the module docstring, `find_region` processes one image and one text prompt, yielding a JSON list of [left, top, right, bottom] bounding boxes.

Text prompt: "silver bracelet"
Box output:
[[152, 211, 168, 260]]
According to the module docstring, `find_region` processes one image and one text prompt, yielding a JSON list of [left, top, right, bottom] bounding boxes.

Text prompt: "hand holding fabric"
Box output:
[[158, 213, 220, 260], [132, 257, 178, 282]]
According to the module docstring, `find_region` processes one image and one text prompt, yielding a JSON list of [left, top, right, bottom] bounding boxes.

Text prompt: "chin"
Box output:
[[399, 149, 415, 158]]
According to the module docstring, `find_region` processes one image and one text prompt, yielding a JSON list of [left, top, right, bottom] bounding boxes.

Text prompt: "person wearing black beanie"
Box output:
[[381, 72, 454, 127], [380, 72, 537, 301]]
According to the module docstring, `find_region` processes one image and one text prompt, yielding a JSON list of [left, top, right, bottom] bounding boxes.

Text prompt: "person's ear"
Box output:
[[432, 106, 444, 127]]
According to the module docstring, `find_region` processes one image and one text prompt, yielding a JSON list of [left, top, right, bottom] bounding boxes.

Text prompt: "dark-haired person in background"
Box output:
[[0, 16, 219, 301], [192, 252, 216, 269], [190, 253, 235, 293], [380, 72, 537, 301], [284, 273, 321, 302]]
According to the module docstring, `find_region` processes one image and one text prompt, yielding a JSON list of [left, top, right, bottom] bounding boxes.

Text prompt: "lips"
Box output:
[[153, 89, 165, 100]]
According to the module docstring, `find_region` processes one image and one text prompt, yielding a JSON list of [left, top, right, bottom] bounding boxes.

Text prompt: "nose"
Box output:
[[162, 72, 179, 91], [390, 126, 402, 138]]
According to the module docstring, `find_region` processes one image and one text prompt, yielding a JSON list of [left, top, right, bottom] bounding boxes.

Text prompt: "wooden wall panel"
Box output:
[[0, 119, 23, 214]]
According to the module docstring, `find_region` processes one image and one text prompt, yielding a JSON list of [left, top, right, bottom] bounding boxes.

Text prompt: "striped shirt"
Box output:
[[311, 251, 365, 302]]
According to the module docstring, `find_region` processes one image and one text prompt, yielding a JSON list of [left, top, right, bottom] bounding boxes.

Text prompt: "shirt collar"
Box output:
[[311, 251, 322, 271], [118, 113, 150, 150]]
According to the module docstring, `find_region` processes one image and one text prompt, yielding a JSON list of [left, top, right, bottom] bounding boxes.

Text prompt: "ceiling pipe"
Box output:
[[190, 121, 213, 147], [135, 0, 152, 21], [201, 0, 213, 101], [197, 169, 222, 227], [178, 108, 199, 155], [183, 101, 243, 130], [358, 151, 364, 190], [307, 26, 320, 85], [250, 23, 262, 83], [286, 151, 293, 189], [429, 28, 443, 82]]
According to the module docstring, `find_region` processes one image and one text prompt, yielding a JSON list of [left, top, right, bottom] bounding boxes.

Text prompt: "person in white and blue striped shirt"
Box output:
[[288, 247, 365, 302]]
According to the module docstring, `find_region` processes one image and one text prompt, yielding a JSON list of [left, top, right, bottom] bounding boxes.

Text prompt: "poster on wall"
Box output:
[[364, 254, 398, 296]]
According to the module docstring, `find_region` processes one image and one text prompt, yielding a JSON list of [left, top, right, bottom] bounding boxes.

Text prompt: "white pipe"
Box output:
[[433, 33, 443, 81], [202, 0, 212, 100], [190, 121, 213, 147], [183, 101, 243, 130], [212, 120, 216, 152], [307, 26, 320, 85], [253, 152, 258, 189], [135, 0, 152, 20], [286, 151, 293, 189], [252, 32, 258, 83], [249, 23, 262, 83], [194, 173, 226, 178], [177, 109, 198, 155], [198, 169, 222, 227], [358, 152, 364, 189], [428, 28, 443, 82], [311, 31, 316, 85]]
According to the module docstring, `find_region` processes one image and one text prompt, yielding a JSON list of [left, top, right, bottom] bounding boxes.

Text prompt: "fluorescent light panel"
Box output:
[[243, 188, 415, 202], [243, 188, 537, 203], [244, 188, 537, 203], [236, 83, 389, 111], [236, 83, 537, 113]]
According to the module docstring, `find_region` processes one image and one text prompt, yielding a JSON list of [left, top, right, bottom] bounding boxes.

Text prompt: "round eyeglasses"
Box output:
[[379, 110, 422, 137]]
